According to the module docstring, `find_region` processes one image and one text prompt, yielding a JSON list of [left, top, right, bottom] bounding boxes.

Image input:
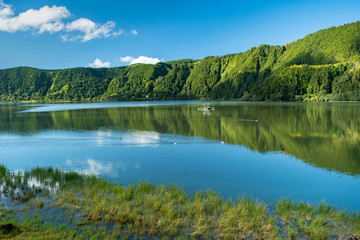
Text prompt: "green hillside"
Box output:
[[1, 21, 360, 102]]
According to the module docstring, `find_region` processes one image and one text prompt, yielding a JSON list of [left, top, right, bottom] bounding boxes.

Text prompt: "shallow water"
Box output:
[[0, 101, 359, 210]]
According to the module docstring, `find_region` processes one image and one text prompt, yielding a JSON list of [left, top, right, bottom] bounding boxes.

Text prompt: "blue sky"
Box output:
[[0, 0, 360, 69]]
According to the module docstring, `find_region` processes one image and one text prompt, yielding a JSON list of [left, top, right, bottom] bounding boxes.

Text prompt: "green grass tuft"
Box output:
[[0, 166, 359, 239]]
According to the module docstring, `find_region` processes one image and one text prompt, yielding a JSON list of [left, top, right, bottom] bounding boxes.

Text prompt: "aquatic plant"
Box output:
[[0, 165, 359, 239]]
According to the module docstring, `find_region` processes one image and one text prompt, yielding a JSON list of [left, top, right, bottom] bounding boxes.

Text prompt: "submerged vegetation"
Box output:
[[1, 21, 360, 102], [0, 165, 359, 239]]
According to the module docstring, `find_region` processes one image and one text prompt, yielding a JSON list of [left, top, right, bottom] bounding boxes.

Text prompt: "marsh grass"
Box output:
[[274, 198, 360, 240], [0, 165, 359, 239]]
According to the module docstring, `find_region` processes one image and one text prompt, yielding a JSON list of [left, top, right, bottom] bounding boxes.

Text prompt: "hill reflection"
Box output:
[[1, 102, 359, 175]]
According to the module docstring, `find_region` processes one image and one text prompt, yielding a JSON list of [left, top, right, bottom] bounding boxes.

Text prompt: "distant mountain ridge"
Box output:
[[1, 21, 360, 102]]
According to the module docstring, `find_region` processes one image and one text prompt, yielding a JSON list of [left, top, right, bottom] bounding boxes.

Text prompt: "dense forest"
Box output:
[[1, 21, 360, 102]]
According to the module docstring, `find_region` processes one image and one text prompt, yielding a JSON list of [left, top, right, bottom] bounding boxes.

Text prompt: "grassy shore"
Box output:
[[0, 165, 359, 239]]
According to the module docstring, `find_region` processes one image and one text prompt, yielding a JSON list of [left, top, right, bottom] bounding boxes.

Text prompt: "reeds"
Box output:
[[274, 198, 360, 239], [0, 165, 359, 239]]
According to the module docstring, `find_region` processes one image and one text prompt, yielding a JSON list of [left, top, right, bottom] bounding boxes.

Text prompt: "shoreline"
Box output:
[[0, 166, 359, 239]]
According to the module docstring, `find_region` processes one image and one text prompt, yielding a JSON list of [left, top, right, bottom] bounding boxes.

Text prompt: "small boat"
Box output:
[[197, 103, 215, 111]]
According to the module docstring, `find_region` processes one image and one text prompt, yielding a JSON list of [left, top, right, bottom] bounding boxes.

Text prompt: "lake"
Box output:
[[0, 101, 359, 211]]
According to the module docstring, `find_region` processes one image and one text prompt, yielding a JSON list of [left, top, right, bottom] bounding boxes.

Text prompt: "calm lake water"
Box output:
[[0, 101, 359, 211]]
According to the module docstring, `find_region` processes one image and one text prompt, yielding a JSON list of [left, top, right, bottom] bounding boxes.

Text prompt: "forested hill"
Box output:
[[1, 21, 360, 102]]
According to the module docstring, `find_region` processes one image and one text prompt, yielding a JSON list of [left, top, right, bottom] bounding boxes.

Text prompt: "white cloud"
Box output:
[[0, 1, 134, 42], [89, 58, 111, 68], [0, 2, 69, 33], [120, 56, 164, 65], [0, 1, 13, 18], [130, 29, 138, 35], [65, 18, 115, 42], [112, 29, 125, 37], [39, 22, 65, 33]]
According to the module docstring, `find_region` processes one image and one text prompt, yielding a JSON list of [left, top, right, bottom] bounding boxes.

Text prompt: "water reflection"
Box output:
[[1, 102, 359, 176], [122, 131, 160, 147], [0, 102, 360, 210], [95, 129, 112, 147], [78, 159, 116, 175], [64, 157, 129, 177]]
